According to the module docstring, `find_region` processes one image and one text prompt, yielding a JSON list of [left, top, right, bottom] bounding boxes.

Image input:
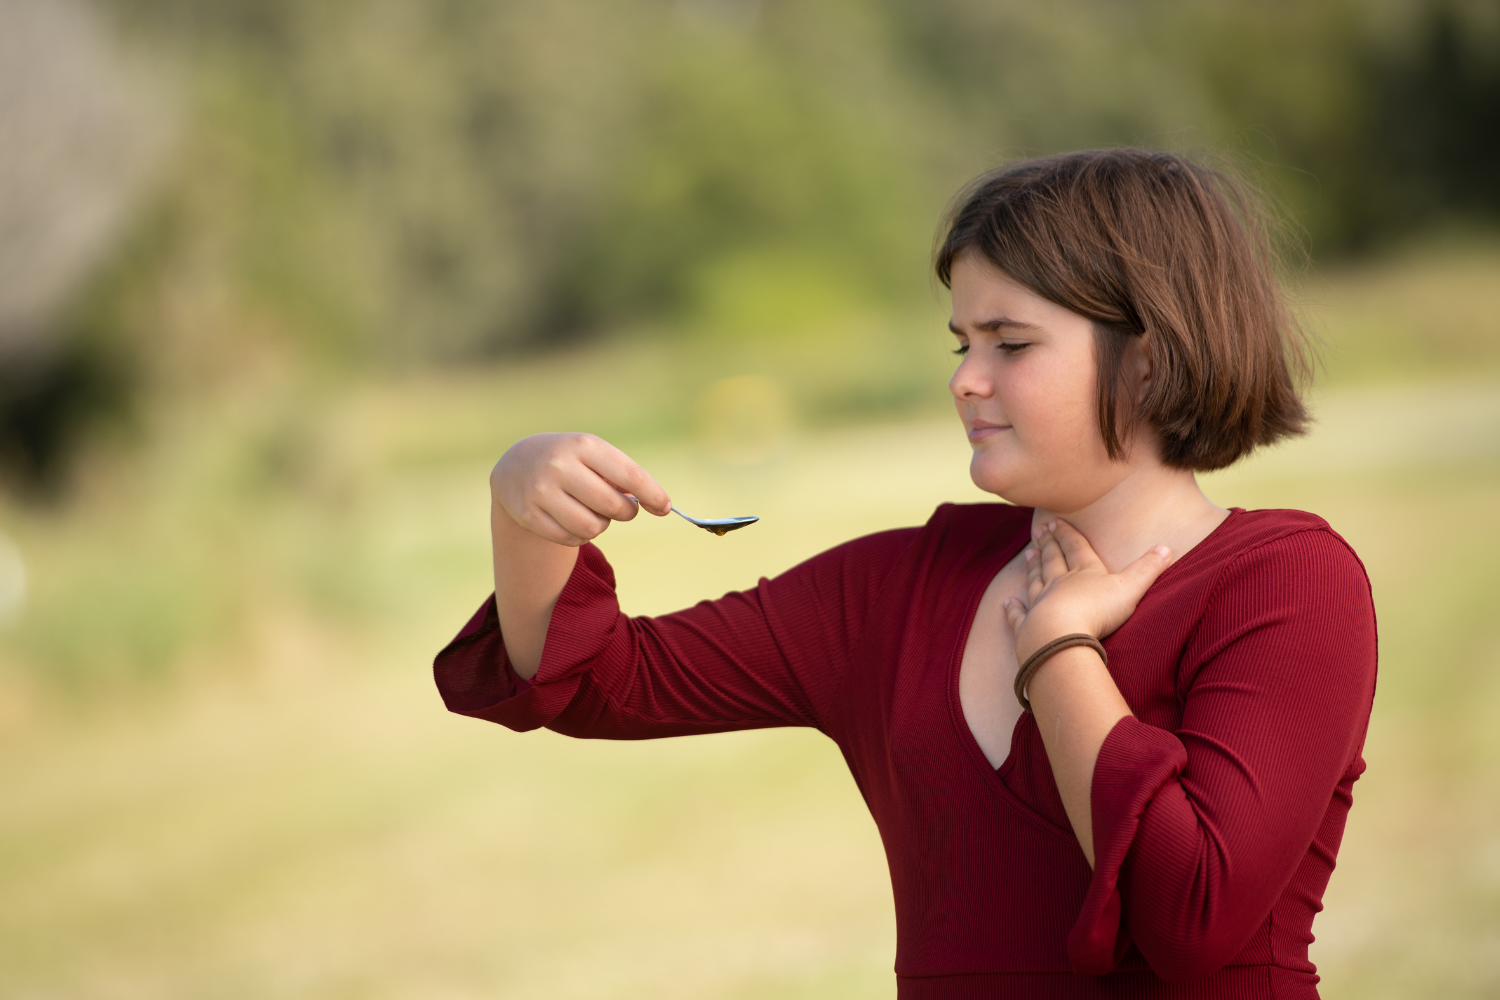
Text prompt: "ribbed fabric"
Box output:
[[435, 504, 1378, 999]]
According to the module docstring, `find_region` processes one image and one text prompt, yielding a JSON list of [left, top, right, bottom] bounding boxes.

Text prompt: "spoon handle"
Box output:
[[624, 494, 692, 523]]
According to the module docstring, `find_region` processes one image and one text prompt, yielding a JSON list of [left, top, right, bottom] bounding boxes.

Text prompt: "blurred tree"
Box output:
[[89, 0, 1500, 360], [100, 0, 939, 360], [2, 0, 1491, 493], [1368, 2, 1500, 236], [0, 0, 165, 492]]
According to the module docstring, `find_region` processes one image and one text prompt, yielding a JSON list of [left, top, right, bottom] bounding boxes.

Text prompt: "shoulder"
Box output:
[[927, 500, 1032, 533], [1148, 508, 1375, 658], [805, 524, 925, 573], [1209, 508, 1370, 589], [804, 501, 1030, 572], [1176, 510, 1378, 725], [1190, 509, 1375, 638], [921, 501, 1033, 558], [763, 525, 925, 605], [765, 502, 1029, 606]]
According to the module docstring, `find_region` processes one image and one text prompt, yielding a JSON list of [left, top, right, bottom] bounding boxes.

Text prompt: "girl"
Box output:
[[435, 148, 1378, 998]]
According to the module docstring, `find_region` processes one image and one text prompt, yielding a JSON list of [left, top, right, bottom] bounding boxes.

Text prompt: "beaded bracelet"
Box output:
[[1013, 633, 1108, 713]]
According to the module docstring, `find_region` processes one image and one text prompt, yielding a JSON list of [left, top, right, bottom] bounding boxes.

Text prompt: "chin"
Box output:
[[969, 454, 1032, 506], [969, 454, 1089, 512]]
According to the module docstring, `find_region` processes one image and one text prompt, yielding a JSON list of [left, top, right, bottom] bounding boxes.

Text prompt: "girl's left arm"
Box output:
[[1003, 519, 1173, 866], [1006, 521, 1378, 980]]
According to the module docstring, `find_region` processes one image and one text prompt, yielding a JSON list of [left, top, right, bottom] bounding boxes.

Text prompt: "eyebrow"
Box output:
[[948, 317, 1040, 335]]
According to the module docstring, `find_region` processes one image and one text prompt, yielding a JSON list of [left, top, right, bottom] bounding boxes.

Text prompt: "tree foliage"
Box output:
[[82, 0, 1500, 359], [4, 0, 1498, 490]]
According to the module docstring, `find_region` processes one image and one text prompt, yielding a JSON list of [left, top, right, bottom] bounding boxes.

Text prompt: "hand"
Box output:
[[1003, 519, 1172, 663], [491, 433, 672, 546]]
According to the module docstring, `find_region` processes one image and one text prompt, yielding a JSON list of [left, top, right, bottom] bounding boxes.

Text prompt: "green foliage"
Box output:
[[103, 0, 942, 360], [83, 0, 1500, 367]]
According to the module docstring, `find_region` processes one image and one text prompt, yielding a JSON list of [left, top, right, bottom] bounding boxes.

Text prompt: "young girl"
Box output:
[[435, 148, 1378, 999]]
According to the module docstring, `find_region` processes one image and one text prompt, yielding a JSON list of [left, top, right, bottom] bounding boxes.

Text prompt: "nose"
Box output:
[[949, 352, 992, 401]]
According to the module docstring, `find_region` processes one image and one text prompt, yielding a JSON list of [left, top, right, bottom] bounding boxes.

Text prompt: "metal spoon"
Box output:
[[625, 496, 759, 536]]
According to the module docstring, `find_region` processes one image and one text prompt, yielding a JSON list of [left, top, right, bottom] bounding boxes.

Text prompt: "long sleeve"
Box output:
[[433, 528, 919, 740], [1070, 528, 1378, 980]]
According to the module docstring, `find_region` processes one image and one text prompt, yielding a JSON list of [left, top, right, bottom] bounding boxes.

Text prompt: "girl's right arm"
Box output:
[[488, 432, 672, 679]]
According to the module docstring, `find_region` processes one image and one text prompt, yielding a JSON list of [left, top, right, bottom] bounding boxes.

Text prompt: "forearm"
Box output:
[[491, 491, 578, 680], [1006, 520, 1166, 866], [1026, 646, 1132, 867]]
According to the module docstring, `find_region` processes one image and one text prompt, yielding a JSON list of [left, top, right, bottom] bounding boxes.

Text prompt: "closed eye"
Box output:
[[998, 341, 1030, 354]]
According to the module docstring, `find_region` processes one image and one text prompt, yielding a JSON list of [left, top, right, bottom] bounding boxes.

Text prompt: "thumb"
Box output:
[[1118, 545, 1172, 598]]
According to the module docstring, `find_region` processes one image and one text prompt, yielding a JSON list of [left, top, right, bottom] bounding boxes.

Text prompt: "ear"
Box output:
[[1127, 335, 1153, 402]]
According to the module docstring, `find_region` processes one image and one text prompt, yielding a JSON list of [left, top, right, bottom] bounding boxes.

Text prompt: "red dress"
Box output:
[[434, 503, 1378, 999]]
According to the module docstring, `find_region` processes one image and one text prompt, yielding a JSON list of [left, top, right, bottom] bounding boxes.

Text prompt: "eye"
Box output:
[[998, 341, 1030, 354], [951, 343, 969, 356]]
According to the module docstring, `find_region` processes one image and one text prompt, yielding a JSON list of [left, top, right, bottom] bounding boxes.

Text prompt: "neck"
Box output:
[[1032, 460, 1228, 574]]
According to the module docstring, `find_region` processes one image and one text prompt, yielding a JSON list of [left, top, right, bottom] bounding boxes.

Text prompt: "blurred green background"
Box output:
[[1, 1, 1499, 997]]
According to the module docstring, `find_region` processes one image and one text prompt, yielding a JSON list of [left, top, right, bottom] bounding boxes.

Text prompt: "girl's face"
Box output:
[[948, 253, 1151, 512]]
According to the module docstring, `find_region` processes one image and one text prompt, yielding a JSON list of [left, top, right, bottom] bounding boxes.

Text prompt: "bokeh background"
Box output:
[[2, 0, 1499, 997]]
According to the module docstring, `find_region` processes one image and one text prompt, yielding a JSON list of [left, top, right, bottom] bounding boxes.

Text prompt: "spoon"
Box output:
[[624, 496, 759, 536]]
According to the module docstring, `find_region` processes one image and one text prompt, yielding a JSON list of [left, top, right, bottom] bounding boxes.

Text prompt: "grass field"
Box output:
[[2, 244, 1499, 998]]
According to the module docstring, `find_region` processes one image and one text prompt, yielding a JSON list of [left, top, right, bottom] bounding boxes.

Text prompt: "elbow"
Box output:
[[1138, 933, 1246, 984], [1147, 956, 1230, 985]]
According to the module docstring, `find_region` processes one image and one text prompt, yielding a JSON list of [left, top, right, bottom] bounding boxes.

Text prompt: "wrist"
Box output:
[[1013, 634, 1109, 713], [1014, 611, 1095, 663]]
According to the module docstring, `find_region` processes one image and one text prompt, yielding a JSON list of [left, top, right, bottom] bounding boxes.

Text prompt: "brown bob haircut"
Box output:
[[935, 148, 1309, 471]]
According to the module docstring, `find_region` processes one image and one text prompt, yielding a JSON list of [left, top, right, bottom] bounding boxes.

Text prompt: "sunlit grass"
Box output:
[[1305, 238, 1500, 385]]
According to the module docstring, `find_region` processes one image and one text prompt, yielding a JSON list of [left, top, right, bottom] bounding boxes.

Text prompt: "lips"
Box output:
[[967, 419, 1011, 443]]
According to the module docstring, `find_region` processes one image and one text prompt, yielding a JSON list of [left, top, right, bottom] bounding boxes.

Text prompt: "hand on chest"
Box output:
[[958, 551, 1031, 769]]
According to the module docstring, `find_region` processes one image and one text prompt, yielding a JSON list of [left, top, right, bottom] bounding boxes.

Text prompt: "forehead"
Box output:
[[948, 254, 1074, 330]]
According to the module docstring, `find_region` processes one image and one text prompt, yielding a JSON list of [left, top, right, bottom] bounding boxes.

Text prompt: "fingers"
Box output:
[[1003, 596, 1027, 633], [1048, 519, 1105, 572], [543, 489, 613, 542], [579, 437, 672, 516], [520, 506, 592, 547], [1012, 516, 1172, 644], [493, 432, 674, 546], [562, 463, 643, 523], [1035, 524, 1069, 583], [1024, 546, 1045, 604]]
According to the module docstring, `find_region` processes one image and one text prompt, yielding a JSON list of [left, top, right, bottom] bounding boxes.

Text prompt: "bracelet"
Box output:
[[1013, 633, 1108, 713]]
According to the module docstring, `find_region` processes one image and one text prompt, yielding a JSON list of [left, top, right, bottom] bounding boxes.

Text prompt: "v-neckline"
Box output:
[[944, 505, 1248, 780], [948, 510, 1034, 774]]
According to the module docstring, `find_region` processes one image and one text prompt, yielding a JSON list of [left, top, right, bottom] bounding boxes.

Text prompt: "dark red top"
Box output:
[[434, 503, 1377, 999]]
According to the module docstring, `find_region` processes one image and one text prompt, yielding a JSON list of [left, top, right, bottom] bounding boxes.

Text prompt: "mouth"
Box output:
[[966, 419, 1011, 444]]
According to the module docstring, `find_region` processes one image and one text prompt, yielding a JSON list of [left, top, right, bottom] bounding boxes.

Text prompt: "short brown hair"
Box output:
[[935, 148, 1309, 471]]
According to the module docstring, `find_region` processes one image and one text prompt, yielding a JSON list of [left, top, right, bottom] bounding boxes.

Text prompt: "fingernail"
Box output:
[[1154, 545, 1170, 557]]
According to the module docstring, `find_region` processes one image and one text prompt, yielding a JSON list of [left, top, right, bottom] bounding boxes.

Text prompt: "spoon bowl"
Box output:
[[626, 496, 759, 536]]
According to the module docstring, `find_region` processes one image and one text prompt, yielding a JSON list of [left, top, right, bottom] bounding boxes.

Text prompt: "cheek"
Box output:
[[968, 357, 1110, 501], [1000, 360, 1098, 454]]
